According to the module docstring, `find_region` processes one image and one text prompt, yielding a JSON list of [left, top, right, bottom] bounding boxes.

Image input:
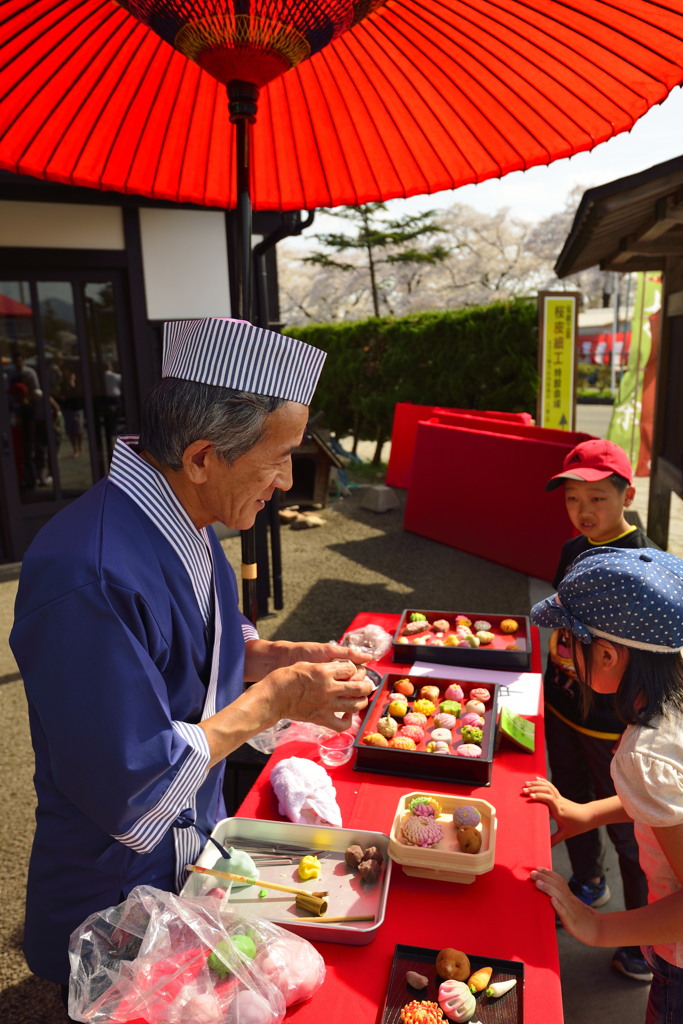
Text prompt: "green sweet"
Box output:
[[461, 725, 483, 744], [409, 612, 427, 622], [232, 934, 257, 959], [207, 934, 257, 978], [439, 700, 461, 716], [207, 940, 234, 979]]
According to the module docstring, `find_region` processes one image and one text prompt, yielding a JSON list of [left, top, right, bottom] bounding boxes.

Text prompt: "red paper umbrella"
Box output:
[[3, 0, 682, 621], [1, 0, 683, 212]]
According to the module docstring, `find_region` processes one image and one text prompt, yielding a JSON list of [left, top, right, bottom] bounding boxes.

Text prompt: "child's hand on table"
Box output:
[[531, 867, 603, 945]]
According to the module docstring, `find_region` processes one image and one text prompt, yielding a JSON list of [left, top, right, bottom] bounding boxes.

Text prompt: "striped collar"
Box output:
[[109, 435, 214, 625]]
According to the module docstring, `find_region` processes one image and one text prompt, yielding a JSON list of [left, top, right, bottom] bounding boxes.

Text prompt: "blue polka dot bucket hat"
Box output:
[[531, 547, 683, 652]]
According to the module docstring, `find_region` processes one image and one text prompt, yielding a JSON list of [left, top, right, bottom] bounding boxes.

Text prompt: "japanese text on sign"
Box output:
[[539, 295, 577, 430]]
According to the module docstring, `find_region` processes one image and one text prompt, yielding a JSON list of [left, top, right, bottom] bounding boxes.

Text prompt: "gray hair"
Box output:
[[140, 377, 286, 470]]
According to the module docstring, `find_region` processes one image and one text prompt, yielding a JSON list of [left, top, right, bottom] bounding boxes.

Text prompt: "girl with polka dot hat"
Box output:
[[526, 546, 683, 1024]]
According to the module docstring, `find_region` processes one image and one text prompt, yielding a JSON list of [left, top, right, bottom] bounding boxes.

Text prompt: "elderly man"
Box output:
[[10, 318, 372, 996]]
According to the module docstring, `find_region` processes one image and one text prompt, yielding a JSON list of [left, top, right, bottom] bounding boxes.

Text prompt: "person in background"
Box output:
[[527, 547, 683, 1024], [10, 318, 373, 1019], [60, 370, 85, 457], [543, 438, 654, 982]]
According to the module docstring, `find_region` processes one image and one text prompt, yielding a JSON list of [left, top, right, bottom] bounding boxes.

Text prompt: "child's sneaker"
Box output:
[[611, 947, 653, 982], [568, 874, 611, 908]]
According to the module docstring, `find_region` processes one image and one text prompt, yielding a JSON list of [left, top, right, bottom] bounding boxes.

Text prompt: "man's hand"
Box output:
[[243, 638, 370, 682], [530, 868, 603, 945], [260, 658, 372, 733]]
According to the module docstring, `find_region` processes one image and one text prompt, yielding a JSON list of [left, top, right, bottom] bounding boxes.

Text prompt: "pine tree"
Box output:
[[303, 202, 449, 317]]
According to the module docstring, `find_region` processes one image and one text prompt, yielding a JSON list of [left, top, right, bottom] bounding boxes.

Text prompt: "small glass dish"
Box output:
[[319, 731, 355, 767]]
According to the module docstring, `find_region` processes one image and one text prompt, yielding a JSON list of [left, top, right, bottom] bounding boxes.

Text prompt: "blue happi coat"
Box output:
[[11, 474, 247, 984]]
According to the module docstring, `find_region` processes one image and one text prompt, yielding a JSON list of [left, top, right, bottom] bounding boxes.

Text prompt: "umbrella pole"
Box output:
[[229, 81, 260, 625]]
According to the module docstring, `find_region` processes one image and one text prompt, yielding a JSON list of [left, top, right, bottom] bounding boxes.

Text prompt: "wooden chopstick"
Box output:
[[185, 863, 327, 898], [273, 914, 375, 924]]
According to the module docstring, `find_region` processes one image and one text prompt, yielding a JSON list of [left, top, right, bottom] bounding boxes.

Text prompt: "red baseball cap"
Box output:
[[545, 439, 633, 492]]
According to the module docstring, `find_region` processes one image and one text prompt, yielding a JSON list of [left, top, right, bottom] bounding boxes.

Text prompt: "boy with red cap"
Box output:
[[544, 438, 655, 982]]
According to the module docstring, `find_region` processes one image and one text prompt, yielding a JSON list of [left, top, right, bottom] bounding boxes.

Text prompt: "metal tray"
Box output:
[[382, 943, 524, 1023], [180, 816, 392, 945]]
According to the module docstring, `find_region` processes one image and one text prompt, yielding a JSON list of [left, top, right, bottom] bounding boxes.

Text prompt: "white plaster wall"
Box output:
[[0, 201, 124, 249], [139, 208, 231, 320]]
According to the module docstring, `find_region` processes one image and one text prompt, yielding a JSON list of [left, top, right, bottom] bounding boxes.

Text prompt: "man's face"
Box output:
[[563, 478, 634, 544], [197, 401, 308, 530]]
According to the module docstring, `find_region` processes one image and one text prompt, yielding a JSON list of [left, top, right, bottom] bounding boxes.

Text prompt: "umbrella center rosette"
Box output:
[[116, 0, 388, 86]]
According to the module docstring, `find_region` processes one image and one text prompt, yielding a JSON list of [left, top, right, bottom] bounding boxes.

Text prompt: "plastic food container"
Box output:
[[388, 791, 497, 884], [180, 816, 392, 945], [393, 609, 531, 670]]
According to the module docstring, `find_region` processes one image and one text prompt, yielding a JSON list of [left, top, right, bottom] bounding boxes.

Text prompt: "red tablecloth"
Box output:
[[236, 614, 562, 1023]]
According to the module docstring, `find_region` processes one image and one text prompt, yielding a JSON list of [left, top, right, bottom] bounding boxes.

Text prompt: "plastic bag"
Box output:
[[68, 885, 325, 1024], [247, 713, 363, 755], [341, 623, 393, 660]]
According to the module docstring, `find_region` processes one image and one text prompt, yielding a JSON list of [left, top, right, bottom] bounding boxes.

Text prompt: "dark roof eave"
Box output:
[[555, 154, 683, 278]]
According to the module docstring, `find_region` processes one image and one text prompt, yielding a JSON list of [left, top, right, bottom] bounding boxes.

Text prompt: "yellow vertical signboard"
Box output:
[[538, 292, 579, 430]]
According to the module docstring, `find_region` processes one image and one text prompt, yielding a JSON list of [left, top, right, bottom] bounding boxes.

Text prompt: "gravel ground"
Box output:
[[0, 485, 531, 1024]]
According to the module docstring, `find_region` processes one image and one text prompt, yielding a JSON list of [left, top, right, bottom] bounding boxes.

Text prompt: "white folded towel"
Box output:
[[270, 756, 342, 827]]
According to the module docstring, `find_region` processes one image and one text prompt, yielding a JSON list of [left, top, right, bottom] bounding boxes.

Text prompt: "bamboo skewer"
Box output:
[[185, 863, 327, 898]]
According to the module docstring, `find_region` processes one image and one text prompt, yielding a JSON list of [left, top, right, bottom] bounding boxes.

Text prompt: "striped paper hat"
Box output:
[[531, 547, 683, 653], [162, 318, 326, 405]]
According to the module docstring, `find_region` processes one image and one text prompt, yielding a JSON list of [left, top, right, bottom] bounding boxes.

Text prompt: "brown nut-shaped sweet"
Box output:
[[456, 826, 482, 854], [435, 947, 471, 982], [358, 858, 381, 884], [363, 845, 384, 864], [344, 844, 364, 869]]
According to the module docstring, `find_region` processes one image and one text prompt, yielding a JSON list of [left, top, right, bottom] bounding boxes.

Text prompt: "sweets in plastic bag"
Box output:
[[341, 623, 393, 659], [68, 885, 325, 1023]]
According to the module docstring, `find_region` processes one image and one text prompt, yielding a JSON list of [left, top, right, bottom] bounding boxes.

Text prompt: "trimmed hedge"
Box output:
[[286, 299, 538, 455]]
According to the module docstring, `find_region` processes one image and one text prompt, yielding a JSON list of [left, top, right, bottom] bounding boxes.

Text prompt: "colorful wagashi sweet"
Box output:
[[455, 743, 482, 758], [377, 715, 398, 739], [453, 804, 482, 828], [401, 815, 444, 847], [362, 732, 389, 747], [430, 727, 452, 743], [460, 712, 484, 728], [390, 735, 417, 750], [404, 712, 428, 728], [413, 699, 436, 716], [400, 724, 425, 743]]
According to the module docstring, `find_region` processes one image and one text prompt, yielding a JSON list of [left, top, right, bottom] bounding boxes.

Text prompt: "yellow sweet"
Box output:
[[298, 855, 321, 880], [388, 700, 408, 718], [413, 699, 436, 716]]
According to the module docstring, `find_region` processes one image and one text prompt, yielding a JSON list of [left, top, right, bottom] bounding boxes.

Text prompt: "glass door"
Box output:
[[0, 273, 130, 558]]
